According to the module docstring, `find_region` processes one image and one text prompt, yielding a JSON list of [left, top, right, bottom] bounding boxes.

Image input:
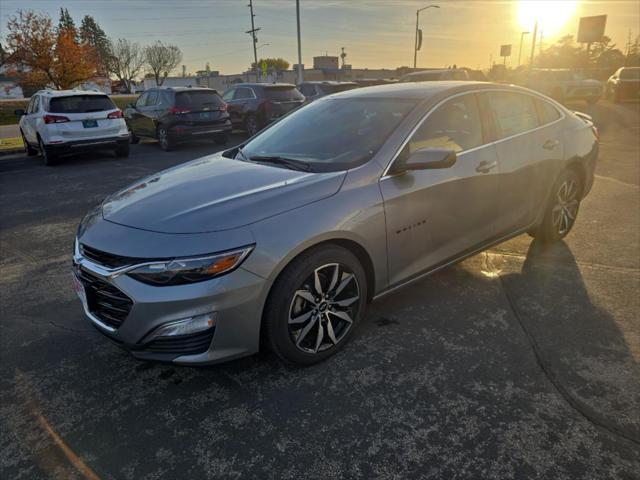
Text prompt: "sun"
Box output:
[[517, 0, 578, 36]]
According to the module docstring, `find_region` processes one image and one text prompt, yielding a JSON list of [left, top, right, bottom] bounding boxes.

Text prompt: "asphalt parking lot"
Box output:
[[1, 102, 639, 479]]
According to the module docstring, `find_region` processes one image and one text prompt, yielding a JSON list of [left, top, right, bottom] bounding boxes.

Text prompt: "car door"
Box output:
[[482, 90, 562, 233], [230, 87, 256, 125], [138, 89, 159, 136], [22, 96, 38, 143], [127, 92, 148, 136], [379, 92, 503, 286], [222, 88, 241, 126]]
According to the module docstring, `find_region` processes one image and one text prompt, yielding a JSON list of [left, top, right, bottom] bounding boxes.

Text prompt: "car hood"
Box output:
[[102, 153, 346, 234]]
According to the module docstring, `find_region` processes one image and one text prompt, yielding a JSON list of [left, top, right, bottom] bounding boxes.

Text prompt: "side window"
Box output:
[[407, 94, 484, 154], [234, 88, 254, 100], [135, 92, 148, 108], [486, 92, 539, 139], [145, 90, 159, 106], [26, 96, 36, 114], [535, 98, 561, 125], [32, 96, 40, 113], [222, 89, 235, 101]]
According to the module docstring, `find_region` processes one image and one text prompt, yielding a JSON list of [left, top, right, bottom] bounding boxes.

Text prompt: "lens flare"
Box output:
[[517, 0, 578, 36]]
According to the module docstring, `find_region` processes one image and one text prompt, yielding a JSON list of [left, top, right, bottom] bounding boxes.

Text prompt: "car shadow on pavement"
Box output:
[[497, 239, 640, 445]]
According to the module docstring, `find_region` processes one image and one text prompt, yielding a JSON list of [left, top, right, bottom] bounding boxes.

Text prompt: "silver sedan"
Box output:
[[73, 81, 598, 365]]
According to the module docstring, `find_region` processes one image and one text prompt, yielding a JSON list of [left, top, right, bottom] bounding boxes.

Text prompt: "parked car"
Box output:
[[606, 67, 640, 103], [124, 87, 231, 151], [399, 69, 470, 82], [221, 83, 305, 136], [298, 81, 358, 102], [526, 69, 602, 104], [16, 89, 130, 166], [73, 82, 598, 366]]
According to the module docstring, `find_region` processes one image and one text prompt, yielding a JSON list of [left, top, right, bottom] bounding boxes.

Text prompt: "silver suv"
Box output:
[[73, 82, 598, 366]]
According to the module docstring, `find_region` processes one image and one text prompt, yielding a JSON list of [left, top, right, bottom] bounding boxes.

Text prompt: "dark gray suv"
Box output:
[[124, 87, 232, 151]]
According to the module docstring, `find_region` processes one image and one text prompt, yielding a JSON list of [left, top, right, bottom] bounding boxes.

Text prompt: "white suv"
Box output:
[[17, 89, 130, 166]]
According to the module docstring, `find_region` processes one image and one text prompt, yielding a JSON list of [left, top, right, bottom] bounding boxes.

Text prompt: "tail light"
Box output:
[[43, 115, 70, 124], [107, 110, 123, 119], [219, 103, 228, 112], [168, 106, 190, 115]]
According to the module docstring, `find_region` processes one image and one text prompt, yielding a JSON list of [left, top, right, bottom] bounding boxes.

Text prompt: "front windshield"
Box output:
[[240, 97, 417, 171]]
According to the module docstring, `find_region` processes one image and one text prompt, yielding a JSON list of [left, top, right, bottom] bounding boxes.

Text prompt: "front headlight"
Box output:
[[127, 246, 254, 286]]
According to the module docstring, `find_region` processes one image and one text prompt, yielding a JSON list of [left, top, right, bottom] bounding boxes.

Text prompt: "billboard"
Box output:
[[500, 44, 512, 57], [577, 15, 607, 43]]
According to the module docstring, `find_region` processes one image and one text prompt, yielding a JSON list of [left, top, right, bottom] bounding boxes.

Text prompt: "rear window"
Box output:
[[48, 95, 115, 113], [620, 68, 640, 80], [264, 86, 304, 101], [175, 91, 224, 109]]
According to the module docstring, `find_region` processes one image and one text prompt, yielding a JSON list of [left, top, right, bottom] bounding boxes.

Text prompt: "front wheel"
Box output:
[[157, 125, 173, 151], [264, 246, 367, 365], [21, 130, 38, 156], [530, 169, 582, 243]]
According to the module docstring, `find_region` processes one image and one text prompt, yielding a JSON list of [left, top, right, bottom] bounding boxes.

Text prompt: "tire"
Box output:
[[530, 169, 582, 243], [214, 133, 229, 145], [115, 144, 130, 158], [264, 245, 368, 366], [244, 115, 259, 136], [38, 136, 57, 166], [20, 130, 38, 156], [157, 125, 173, 151]]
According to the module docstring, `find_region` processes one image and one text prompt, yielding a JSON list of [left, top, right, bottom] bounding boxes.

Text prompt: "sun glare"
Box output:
[[517, 0, 578, 36]]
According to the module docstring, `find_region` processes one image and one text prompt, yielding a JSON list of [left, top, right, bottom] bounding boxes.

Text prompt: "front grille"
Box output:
[[76, 268, 133, 329], [139, 329, 215, 355], [80, 244, 139, 269]]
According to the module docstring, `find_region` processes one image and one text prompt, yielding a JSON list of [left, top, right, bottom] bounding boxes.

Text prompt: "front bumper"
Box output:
[[72, 248, 267, 365], [47, 135, 130, 154]]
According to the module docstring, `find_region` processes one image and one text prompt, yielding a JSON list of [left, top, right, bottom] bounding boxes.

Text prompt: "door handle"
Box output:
[[543, 139, 560, 150], [476, 160, 497, 173]]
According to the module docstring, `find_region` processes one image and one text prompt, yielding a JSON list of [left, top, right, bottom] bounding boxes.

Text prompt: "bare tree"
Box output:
[[144, 41, 182, 86], [107, 38, 145, 93]]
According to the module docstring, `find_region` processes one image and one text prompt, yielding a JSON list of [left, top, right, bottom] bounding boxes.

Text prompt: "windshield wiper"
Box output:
[[249, 155, 311, 172]]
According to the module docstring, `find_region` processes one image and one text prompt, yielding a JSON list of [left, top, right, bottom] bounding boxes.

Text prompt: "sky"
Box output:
[[1, 0, 639, 74]]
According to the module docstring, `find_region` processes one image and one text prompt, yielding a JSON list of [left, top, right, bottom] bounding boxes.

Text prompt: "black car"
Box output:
[[298, 81, 358, 103], [124, 87, 231, 151], [221, 83, 305, 136]]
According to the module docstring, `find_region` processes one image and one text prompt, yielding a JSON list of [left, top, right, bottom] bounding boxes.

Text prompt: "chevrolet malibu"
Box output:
[[73, 82, 598, 366]]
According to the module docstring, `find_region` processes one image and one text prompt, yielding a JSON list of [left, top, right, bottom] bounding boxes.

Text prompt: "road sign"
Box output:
[[500, 44, 512, 57], [577, 15, 607, 43]]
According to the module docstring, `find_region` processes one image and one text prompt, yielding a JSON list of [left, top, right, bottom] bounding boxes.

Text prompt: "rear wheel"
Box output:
[[115, 144, 130, 158], [157, 125, 173, 151], [38, 136, 57, 166], [530, 169, 582, 243], [21, 130, 38, 156], [264, 245, 367, 366]]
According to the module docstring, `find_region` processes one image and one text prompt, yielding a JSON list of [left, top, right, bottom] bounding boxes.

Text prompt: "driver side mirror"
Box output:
[[390, 148, 457, 174]]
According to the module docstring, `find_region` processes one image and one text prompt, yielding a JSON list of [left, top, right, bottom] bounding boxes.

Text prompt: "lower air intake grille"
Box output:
[[139, 329, 215, 356], [76, 268, 133, 329]]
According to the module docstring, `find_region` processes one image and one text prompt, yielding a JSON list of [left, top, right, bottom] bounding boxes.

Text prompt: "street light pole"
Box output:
[[413, 4, 439, 69], [518, 31, 529, 67], [296, 0, 303, 84]]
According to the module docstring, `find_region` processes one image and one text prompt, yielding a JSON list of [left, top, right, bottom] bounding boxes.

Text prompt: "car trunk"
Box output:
[[173, 90, 228, 126], [264, 86, 305, 119], [47, 95, 122, 139]]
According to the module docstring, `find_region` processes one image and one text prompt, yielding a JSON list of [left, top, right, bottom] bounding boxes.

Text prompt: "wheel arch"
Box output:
[[565, 159, 587, 199]]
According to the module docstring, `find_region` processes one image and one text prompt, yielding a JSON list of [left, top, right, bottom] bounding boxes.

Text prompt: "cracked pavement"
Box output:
[[1, 101, 639, 479]]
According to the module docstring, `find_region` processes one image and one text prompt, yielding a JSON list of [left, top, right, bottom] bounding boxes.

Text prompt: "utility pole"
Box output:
[[413, 4, 440, 69], [517, 31, 529, 67], [246, 0, 261, 82], [528, 20, 538, 81], [296, 0, 303, 84]]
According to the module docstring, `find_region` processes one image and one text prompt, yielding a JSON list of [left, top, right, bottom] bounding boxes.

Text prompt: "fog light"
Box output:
[[145, 312, 217, 342]]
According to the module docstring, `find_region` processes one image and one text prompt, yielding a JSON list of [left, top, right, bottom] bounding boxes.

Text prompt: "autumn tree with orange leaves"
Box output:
[[5, 10, 99, 90]]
